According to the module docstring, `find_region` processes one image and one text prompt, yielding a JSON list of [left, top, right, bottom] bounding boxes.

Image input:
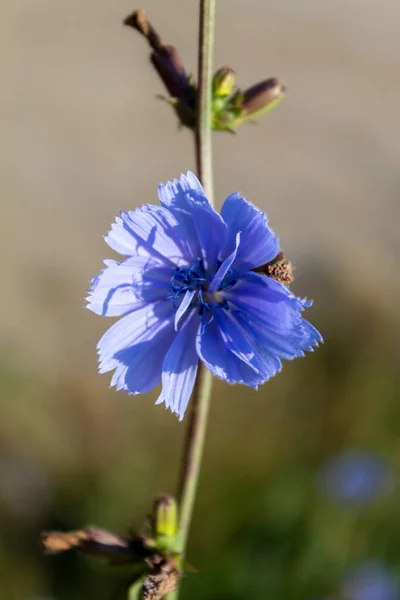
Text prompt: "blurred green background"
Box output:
[[1, 1, 399, 599]]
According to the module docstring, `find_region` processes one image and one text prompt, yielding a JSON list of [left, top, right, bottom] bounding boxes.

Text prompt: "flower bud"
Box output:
[[241, 77, 286, 119], [152, 494, 178, 542], [151, 46, 193, 106], [212, 67, 236, 98]]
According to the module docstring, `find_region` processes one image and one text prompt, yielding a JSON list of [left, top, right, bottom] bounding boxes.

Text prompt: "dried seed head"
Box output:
[[255, 252, 294, 286], [266, 261, 294, 285]]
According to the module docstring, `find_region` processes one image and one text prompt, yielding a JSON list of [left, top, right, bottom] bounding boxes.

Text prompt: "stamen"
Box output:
[[168, 258, 238, 316]]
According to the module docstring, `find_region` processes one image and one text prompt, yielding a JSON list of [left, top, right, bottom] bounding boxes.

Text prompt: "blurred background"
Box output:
[[1, 0, 399, 598]]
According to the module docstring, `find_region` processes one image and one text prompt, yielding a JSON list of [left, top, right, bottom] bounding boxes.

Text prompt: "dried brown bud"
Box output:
[[41, 529, 88, 554], [241, 77, 286, 119], [124, 9, 195, 128], [40, 526, 150, 564], [151, 46, 193, 105]]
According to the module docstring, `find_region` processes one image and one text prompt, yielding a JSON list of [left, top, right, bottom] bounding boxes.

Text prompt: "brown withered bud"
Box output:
[[241, 77, 286, 118], [124, 10, 195, 127], [41, 528, 88, 554], [40, 526, 152, 565], [255, 251, 294, 286], [150, 46, 193, 105]]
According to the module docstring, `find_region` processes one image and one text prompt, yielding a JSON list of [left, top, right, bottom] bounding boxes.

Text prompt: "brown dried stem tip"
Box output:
[[124, 10, 164, 52]]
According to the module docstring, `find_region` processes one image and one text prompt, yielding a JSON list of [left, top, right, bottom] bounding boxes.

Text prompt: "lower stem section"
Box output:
[[177, 363, 213, 557]]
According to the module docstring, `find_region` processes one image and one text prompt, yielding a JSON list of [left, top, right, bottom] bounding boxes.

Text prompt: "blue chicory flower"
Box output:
[[318, 451, 394, 506], [87, 172, 321, 420], [342, 562, 398, 600]]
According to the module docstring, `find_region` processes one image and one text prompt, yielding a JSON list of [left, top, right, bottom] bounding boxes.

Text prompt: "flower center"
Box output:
[[168, 258, 237, 313]]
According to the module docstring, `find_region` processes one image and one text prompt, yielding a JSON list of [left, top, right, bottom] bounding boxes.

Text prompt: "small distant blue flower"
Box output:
[[318, 451, 394, 506], [343, 562, 398, 600], [86, 172, 321, 420]]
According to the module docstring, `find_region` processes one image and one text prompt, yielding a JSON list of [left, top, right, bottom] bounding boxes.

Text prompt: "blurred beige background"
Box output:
[[0, 3, 399, 598], [2, 0, 399, 374]]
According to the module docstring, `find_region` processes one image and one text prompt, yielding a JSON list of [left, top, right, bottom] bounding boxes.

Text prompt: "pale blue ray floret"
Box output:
[[87, 171, 322, 420]]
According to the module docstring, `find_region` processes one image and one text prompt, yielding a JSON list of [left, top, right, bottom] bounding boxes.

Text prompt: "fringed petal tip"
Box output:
[[181, 170, 206, 196], [155, 395, 184, 422], [299, 297, 313, 308], [220, 193, 279, 272], [158, 170, 208, 207]]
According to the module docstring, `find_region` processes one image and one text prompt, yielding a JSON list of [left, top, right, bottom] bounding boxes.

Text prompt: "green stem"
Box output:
[[195, 0, 215, 203], [178, 0, 215, 550], [177, 361, 213, 556], [170, 2, 216, 598]]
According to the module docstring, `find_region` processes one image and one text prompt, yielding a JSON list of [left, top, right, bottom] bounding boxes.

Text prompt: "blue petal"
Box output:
[[214, 309, 256, 365], [224, 272, 322, 356], [215, 309, 282, 380], [250, 346, 283, 379], [174, 289, 196, 331], [105, 205, 189, 264], [98, 300, 174, 376], [197, 317, 266, 387], [158, 171, 209, 209], [221, 193, 279, 271], [110, 321, 176, 394], [87, 256, 171, 317], [157, 311, 199, 420], [208, 233, 240, 293], [226, 272, 307, 333], [158, 172, 228, 271], [235, 311, 306, 359], [254, 317, 321, 356]]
